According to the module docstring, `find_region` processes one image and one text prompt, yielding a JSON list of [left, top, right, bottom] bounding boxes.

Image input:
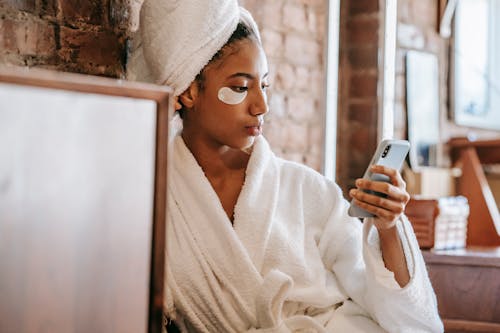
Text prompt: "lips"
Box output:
[[245, 122, 263, 136]]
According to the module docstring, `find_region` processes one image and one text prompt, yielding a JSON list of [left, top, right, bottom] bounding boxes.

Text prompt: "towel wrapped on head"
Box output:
[[127, 0, 261, 96]]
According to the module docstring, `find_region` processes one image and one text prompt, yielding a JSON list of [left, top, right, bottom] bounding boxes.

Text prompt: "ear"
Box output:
[[178, 81, 199, 109], [173, 96, 182, 111]]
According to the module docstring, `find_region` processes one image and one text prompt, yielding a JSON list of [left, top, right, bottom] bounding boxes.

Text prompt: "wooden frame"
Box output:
[[0, 66, 172, 333], [449, 137, 500, 247]]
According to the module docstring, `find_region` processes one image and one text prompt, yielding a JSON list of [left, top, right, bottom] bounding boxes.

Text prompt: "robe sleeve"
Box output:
[[317, 182, 444, 333]]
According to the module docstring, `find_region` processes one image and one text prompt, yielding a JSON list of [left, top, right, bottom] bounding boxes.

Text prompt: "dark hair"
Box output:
[[178, 21, 260, 119]]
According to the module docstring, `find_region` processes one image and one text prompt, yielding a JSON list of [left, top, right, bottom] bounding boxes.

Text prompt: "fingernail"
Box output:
[[356, 179, 362, 186], [350, 189, 357, 196]]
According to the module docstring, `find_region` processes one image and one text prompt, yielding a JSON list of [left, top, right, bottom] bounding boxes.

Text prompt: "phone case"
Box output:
[[347, 139, 410, 218]]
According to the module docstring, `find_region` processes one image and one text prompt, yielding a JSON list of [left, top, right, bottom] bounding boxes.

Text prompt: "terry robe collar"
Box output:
[[166, 133, 336, 332]]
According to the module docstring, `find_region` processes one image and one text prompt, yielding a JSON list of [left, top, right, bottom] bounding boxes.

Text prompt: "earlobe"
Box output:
[[174, 96, 182, 111], [179, 82, 199, 109]]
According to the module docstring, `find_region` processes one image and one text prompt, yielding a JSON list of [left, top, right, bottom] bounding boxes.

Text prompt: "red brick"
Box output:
[[58, 0, 107, 26], [275, 63, 295, 91], [284, 34, 319, 66], [1, 18, 18, 52], [261, 1, 283, 31], [284, 121, 309, 151], [268, 92, 286, 118], [347, 17, 379, 45], [308, 126, 324, 169], [58, 27, 126, 77], [60, 27, 124, 66], [306, 7, 317, 34], [39, 0, 58, 17], [304, 151, 321, 171], [347, 162, 367, 182], [295, 0, 323, 7], [349, 0, 379, 16], [349, 73, 378, 99], [266, 61, 278, 89], [109, 0, 134, 31], [283, 152, 305, 165], [348, 46, 378, 70], [3, 0, 36, 13], [283, 3, 307, 32], [347, 127, 377, 175], [262, 120, 288, 150], [1, 18, 55, 56], [348, 101, 378, 124], [308, 69, 324, 98], [287, 95, 315, 122], [313, 8, 327, 41], [295, 66, 310, 91], [0, 20, 3, 50], [261, 29, 283, 58], [238, 0, 258, 12]]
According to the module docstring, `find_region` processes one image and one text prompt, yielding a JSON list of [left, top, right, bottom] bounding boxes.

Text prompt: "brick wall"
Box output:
[[1, 0, 329, 172], [239, 0, 328, 171], [0, 0, 132, 77], [336, 0, 381, 195]]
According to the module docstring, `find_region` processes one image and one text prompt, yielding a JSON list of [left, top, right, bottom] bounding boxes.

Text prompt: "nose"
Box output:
[[249, 87, 269, 116]]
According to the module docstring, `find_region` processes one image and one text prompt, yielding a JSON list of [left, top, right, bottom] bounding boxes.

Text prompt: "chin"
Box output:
[[231, 136, 255, 151]]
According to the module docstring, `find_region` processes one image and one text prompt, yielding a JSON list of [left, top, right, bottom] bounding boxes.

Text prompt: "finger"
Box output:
[[370, 165, 404, 187], [352, 198, 396, 221], [355, 178, 408, 203], [350, 189, 405, 214]]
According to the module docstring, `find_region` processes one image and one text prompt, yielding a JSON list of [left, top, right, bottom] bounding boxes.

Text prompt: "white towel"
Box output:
[[127, 0, 261, 96]]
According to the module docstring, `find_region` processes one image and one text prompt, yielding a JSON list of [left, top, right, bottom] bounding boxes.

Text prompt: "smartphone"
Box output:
[[347, 139, 410, 218]]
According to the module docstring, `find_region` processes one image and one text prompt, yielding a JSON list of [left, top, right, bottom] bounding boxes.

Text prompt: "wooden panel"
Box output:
[[443, 319, 500, 333], [423, 248, 500, 332], [0, 68, 171, 333], [449, 138, 500, 165]]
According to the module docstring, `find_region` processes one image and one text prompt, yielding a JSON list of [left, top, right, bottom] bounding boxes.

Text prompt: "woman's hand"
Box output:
[[349, 165, 410, 231], [349, 165, 411, 286]]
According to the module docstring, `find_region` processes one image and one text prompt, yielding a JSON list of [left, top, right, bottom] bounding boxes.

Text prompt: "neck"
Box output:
[[181, 131, 250, 179]]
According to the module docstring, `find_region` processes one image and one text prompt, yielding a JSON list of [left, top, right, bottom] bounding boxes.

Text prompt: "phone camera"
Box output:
[[381, 144, 391, 158]]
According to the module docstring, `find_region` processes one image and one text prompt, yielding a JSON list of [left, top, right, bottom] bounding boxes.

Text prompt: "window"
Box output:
[[453, 0, 500, 130]]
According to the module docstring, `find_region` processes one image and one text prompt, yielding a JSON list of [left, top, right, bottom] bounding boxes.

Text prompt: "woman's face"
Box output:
[[185, 38, 269, 150]]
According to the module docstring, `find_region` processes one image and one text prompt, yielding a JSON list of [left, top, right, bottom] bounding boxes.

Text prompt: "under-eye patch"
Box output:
[[218, 87, 247, 105]]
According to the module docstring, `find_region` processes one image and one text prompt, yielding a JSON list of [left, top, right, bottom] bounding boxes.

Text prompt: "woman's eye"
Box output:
[[231, 86, 248, 93]]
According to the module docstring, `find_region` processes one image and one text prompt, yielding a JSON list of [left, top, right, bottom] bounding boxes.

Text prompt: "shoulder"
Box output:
[[277, 157, 335, 187], [255, 135, 345, 204], [276, 157, 345, 206]]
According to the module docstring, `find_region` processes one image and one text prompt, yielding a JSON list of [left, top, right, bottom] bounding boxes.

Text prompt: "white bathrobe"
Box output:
[[164, 133, 443, 333]]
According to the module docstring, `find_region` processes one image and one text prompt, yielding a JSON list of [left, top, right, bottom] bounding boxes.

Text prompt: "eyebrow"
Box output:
[[227, 72, 269, 80]]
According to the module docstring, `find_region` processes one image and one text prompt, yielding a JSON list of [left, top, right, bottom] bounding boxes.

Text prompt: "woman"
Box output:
[[128, 1, 443, 332]]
